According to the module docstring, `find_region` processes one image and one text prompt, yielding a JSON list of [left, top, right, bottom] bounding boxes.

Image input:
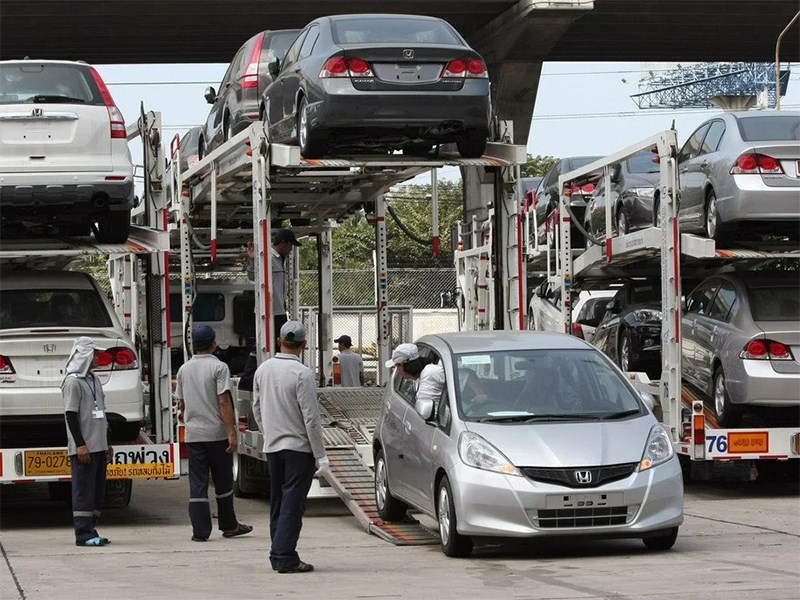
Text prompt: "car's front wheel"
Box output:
[[618, 329, 635, 372], [713, 366, 742, 427], [94, 209, 131, 244], [437, 476, 473, 557], [296, 97, 327, 158], [642, 526, 678, 551], [374, 449, 407, 521], [616, 207, 629, 236], [456, 131, 486, 159]]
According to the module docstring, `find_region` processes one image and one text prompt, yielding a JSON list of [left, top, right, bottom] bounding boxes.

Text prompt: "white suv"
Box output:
[[0, 60, 134, 243], [0, 271, 144, 447]]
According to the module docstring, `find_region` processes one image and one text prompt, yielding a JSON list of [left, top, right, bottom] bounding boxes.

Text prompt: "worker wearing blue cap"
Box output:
[[175, 325, 253, 542]]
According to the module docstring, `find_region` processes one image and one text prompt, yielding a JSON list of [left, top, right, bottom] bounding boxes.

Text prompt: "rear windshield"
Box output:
[[626, 152, 659, 174], [0, 63, 103, 105], [260, 31, 301, 62], [0, 289, 112, 329], [737, 115, 800, 141], [748, 286, 800, 321], [631, 284, 660, 303], [331, 17, 462, 45]]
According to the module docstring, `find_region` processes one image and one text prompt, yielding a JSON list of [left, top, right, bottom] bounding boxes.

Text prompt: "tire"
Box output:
[[713, 366, 743, 427], [642, 526, 678, 551], [456, 132, 486, 159], [374, 449, 408, 521], [94, 209, 131, 244], [198, 136, 205, 160], [653, 195, 661, 228], [618, 329, 638, 372], [616, 207, 629, 236], [296, 96, 327, 158], [223, 114, 233, 143], [233, 452, 265, 498], [403, 143, 433, 156], [704, 190, 732, 246], [437, 476, 473, 557], [110, 421, 142, 443], [104, 478, 132, 508]]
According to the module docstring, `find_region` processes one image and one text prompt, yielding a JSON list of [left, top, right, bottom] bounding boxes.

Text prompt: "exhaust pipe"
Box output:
[[92, 194, 109, 209]]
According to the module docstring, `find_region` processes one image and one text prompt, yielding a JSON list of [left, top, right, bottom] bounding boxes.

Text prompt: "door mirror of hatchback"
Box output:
[[204, 87, 217, 104], [610, 163, 622, 183], [267, 58, 280, 78], [415, 398, 434, 422], [639, 391, 655, 412]]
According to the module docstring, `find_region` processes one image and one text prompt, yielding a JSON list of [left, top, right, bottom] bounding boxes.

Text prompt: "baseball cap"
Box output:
[[280, 320, 306, 342], [274, 228, 301, 247], [334, 335, 352, 347], [384, 343, 419, 368], [192, 324, 216, 345]]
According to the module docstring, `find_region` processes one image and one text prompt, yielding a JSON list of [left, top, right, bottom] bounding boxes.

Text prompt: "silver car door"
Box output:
[[678, 123, 711, 228], [381, 371, 412, 498], [685, 280, 720, 388], [701, 281, 739, 395], [402, 390, 438, 514]]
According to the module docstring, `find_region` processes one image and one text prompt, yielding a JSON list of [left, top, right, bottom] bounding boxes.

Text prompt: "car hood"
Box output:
[[465, 417, 654, 467]]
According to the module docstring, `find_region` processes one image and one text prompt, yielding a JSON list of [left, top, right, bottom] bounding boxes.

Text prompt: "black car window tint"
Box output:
[[702, 120, 726, 153], [680, 124, 710, 161], [262, 31, 301, 63], [708, 282, 737, 322], [299, 26, 319, 59], [544, 163, 560, 189], [0, 289, 112, 329], [282, 30, 308, 71], [737, 115, 800, 141], [331, 17, 461, 45], [0, 63, 102, 105], [748, 286, 800, 321], [686, 282, 718, 316], [219, 47, 245, 89]]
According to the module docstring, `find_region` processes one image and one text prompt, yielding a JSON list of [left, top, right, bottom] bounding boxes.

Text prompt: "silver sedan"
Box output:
[[682, 271, 800, 427], [373, 331, 683, 557], [673, 110, 800, 245]]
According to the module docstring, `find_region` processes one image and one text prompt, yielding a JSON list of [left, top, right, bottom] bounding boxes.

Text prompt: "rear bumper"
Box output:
[[727, 360, 800, 407], [0, 177, 133, 213], [309, 79, 490, 135], [718, 176, 800, 223]]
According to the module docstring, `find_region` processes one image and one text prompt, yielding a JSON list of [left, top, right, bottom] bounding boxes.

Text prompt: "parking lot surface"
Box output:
[[1, 475, 798, 600]]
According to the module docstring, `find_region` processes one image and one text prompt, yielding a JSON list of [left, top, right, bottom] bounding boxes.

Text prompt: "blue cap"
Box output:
[[192, 324, 216, 345], [334, 335, 352, 347]]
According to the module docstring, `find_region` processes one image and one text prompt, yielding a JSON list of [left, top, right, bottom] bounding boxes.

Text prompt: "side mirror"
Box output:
[[415, 398, 434, 421], [639, 391, 655, 412], [268, 58, 280, 78], [610, 163, 621, 183], [606, 299, 621, 315], [681, 296, 687, 312], [204, 86, 217, 104]]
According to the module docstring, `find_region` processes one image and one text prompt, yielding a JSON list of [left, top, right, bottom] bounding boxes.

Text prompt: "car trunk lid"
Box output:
[[749, 142, 800, 187], [752, 323, 800, 374]]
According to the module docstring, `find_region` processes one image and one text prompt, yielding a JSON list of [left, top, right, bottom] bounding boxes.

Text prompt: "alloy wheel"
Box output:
[[705, 195, 718, 239], [438, 486, 451, 547], [620, 335, 631, 371], [617, 210, 628, 236], [375, 457, 388, 511], [714, 371, 726, 419], [298, 104, 308, 149]]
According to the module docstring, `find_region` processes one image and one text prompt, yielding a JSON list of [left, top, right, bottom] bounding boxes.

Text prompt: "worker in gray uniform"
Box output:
[[334, 335, 365, 386], [175, 325, 253, 542], [253, 321, 329, 573], [61, 336, 113, 547]]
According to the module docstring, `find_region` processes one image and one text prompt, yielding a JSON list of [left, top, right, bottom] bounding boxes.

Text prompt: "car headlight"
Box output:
[[630, 187, 655, 199], [458, 431, 521, 476], [632, 309, 662, 323], [639, 424, 674, 472]]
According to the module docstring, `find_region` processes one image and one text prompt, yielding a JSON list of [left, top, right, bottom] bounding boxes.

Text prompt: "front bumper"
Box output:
[[727, 360, 800, 407], [450, 457, 684, 539]]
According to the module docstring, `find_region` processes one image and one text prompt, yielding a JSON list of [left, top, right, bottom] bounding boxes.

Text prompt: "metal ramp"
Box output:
[[317, 388, 440, 546]]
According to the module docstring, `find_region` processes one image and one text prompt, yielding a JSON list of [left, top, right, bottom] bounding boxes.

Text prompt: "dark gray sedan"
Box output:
[[668, 111, 800, 245], [682, 272, 800, 427], [261, 14, 491, 158]]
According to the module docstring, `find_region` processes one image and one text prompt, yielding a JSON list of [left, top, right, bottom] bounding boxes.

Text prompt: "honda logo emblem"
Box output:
[[402, 49, 414, 60], [574, 470, 593, 484], [31, 108, 43, 117], [43, 343, 56, 353]]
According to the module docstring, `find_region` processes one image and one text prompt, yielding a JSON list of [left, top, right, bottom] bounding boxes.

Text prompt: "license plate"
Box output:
[[545, 492, 623, 509], [727, 431, 769, 454], [24, 449, 71, 476]]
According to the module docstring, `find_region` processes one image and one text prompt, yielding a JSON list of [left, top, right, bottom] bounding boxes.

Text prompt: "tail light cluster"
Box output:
[[730, 153, 784, 175], [442, 58, 488, 79], [88, 67, 127, 139], [739, 339, 794, 361], [241, 33, 265, 88], [319, 56, 488, 79], [94, 347, 139, 371], [0, 355, 15, 374], [570, 323, 585, 339], [525, 190, 537, 210], [564, 182, 596, 196]]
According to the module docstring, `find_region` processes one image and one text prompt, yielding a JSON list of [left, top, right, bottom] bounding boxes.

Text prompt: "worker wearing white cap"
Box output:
[[385, 343, 446, 419]]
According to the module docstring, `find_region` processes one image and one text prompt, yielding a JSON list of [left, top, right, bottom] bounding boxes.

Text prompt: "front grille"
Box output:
[[519, 462, 638, 488], [536, 506, 629, 528]]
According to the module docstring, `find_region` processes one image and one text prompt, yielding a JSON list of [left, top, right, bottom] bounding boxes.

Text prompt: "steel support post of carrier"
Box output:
[[318, 225, 334, 386], [250, 125, 273, 364], [375, 194, 391, 385]]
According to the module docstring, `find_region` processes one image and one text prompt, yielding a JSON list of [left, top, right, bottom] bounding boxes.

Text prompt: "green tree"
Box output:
[[521, 154, 557, 178]]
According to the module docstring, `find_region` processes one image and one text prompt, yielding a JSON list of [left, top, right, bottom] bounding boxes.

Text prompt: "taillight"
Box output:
[[319, 57, 374, 78], [89, 66, 127, 139], [443, 58, 489, 79], [740, 339, 794, 361], [730, 153, 785, 175], [241, 33, 265, 89], [525, 190, 537, 210], [94, 347, 139, 371], [570, 323, 584, 339], [0, 355, 16, 374]]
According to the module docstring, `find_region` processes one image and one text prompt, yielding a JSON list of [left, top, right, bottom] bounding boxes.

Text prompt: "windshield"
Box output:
[[0, 63, 103, 105], [332, 17, 462, 45], [737, 115, 800, 141], [0, 289, 112, 329], [748, 286, 799, 321], [630, 283, 660, 304], [455, 349, 642, 421], [626, 152, 659, 174]]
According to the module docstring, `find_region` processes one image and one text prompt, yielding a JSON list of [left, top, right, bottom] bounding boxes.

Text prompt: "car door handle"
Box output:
[[403, 421, 411, 434], [680, 168, 689, 174]]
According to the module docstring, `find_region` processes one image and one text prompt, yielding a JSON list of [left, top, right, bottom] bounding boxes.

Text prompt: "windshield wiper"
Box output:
[[477, 415, 534, 423], [29, 95, 86, 104], [521, 413, 603, 422], [600, 409, 641, 420]]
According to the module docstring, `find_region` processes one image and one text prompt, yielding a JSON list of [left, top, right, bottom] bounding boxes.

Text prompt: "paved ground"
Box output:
[[1, 472, 798, 600]]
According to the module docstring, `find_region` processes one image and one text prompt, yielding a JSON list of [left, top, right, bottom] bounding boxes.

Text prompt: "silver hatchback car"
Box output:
[[373, 331, 683, 557]]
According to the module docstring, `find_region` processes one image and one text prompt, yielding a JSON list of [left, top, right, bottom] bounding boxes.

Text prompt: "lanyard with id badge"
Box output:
[[89, 374, 105, 420]]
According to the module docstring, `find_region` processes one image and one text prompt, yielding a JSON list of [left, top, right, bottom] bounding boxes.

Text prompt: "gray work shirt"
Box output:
[[271, 247, 286, 316], [175, 354, 232, 443], [252, 353, 326, 459], [338, 349, 363, 387], [62, 373, 108, 455]]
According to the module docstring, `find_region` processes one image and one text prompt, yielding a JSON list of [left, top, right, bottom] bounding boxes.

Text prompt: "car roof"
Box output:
[[718, 271, 799, 287], [1, 270, 95, 289], [0, 59, 91, 67], [419, 331, 591, 354], [727, 110, 800, 119], [329, 13, 445, 22]]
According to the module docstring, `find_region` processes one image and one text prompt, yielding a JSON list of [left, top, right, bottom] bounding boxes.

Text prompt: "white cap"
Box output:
[[385, 343, 419, 368]]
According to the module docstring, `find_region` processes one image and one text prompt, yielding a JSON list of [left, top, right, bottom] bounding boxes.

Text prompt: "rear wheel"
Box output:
[[456, 131, 486, 159], [233, 452, 267, 498], [652, 195, 661, 228], [94, 209, 131, 244], [374, 449, 408, 521], [618, 329, 637, 372], [616, 207, 629, 236], [704, 190, 733, 246], [713, 366, 742, 427], [104, 479, 132, 508], [643, 526, 678, 551], [437, 476, 473, 557], [297, 97, 327, 158]]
